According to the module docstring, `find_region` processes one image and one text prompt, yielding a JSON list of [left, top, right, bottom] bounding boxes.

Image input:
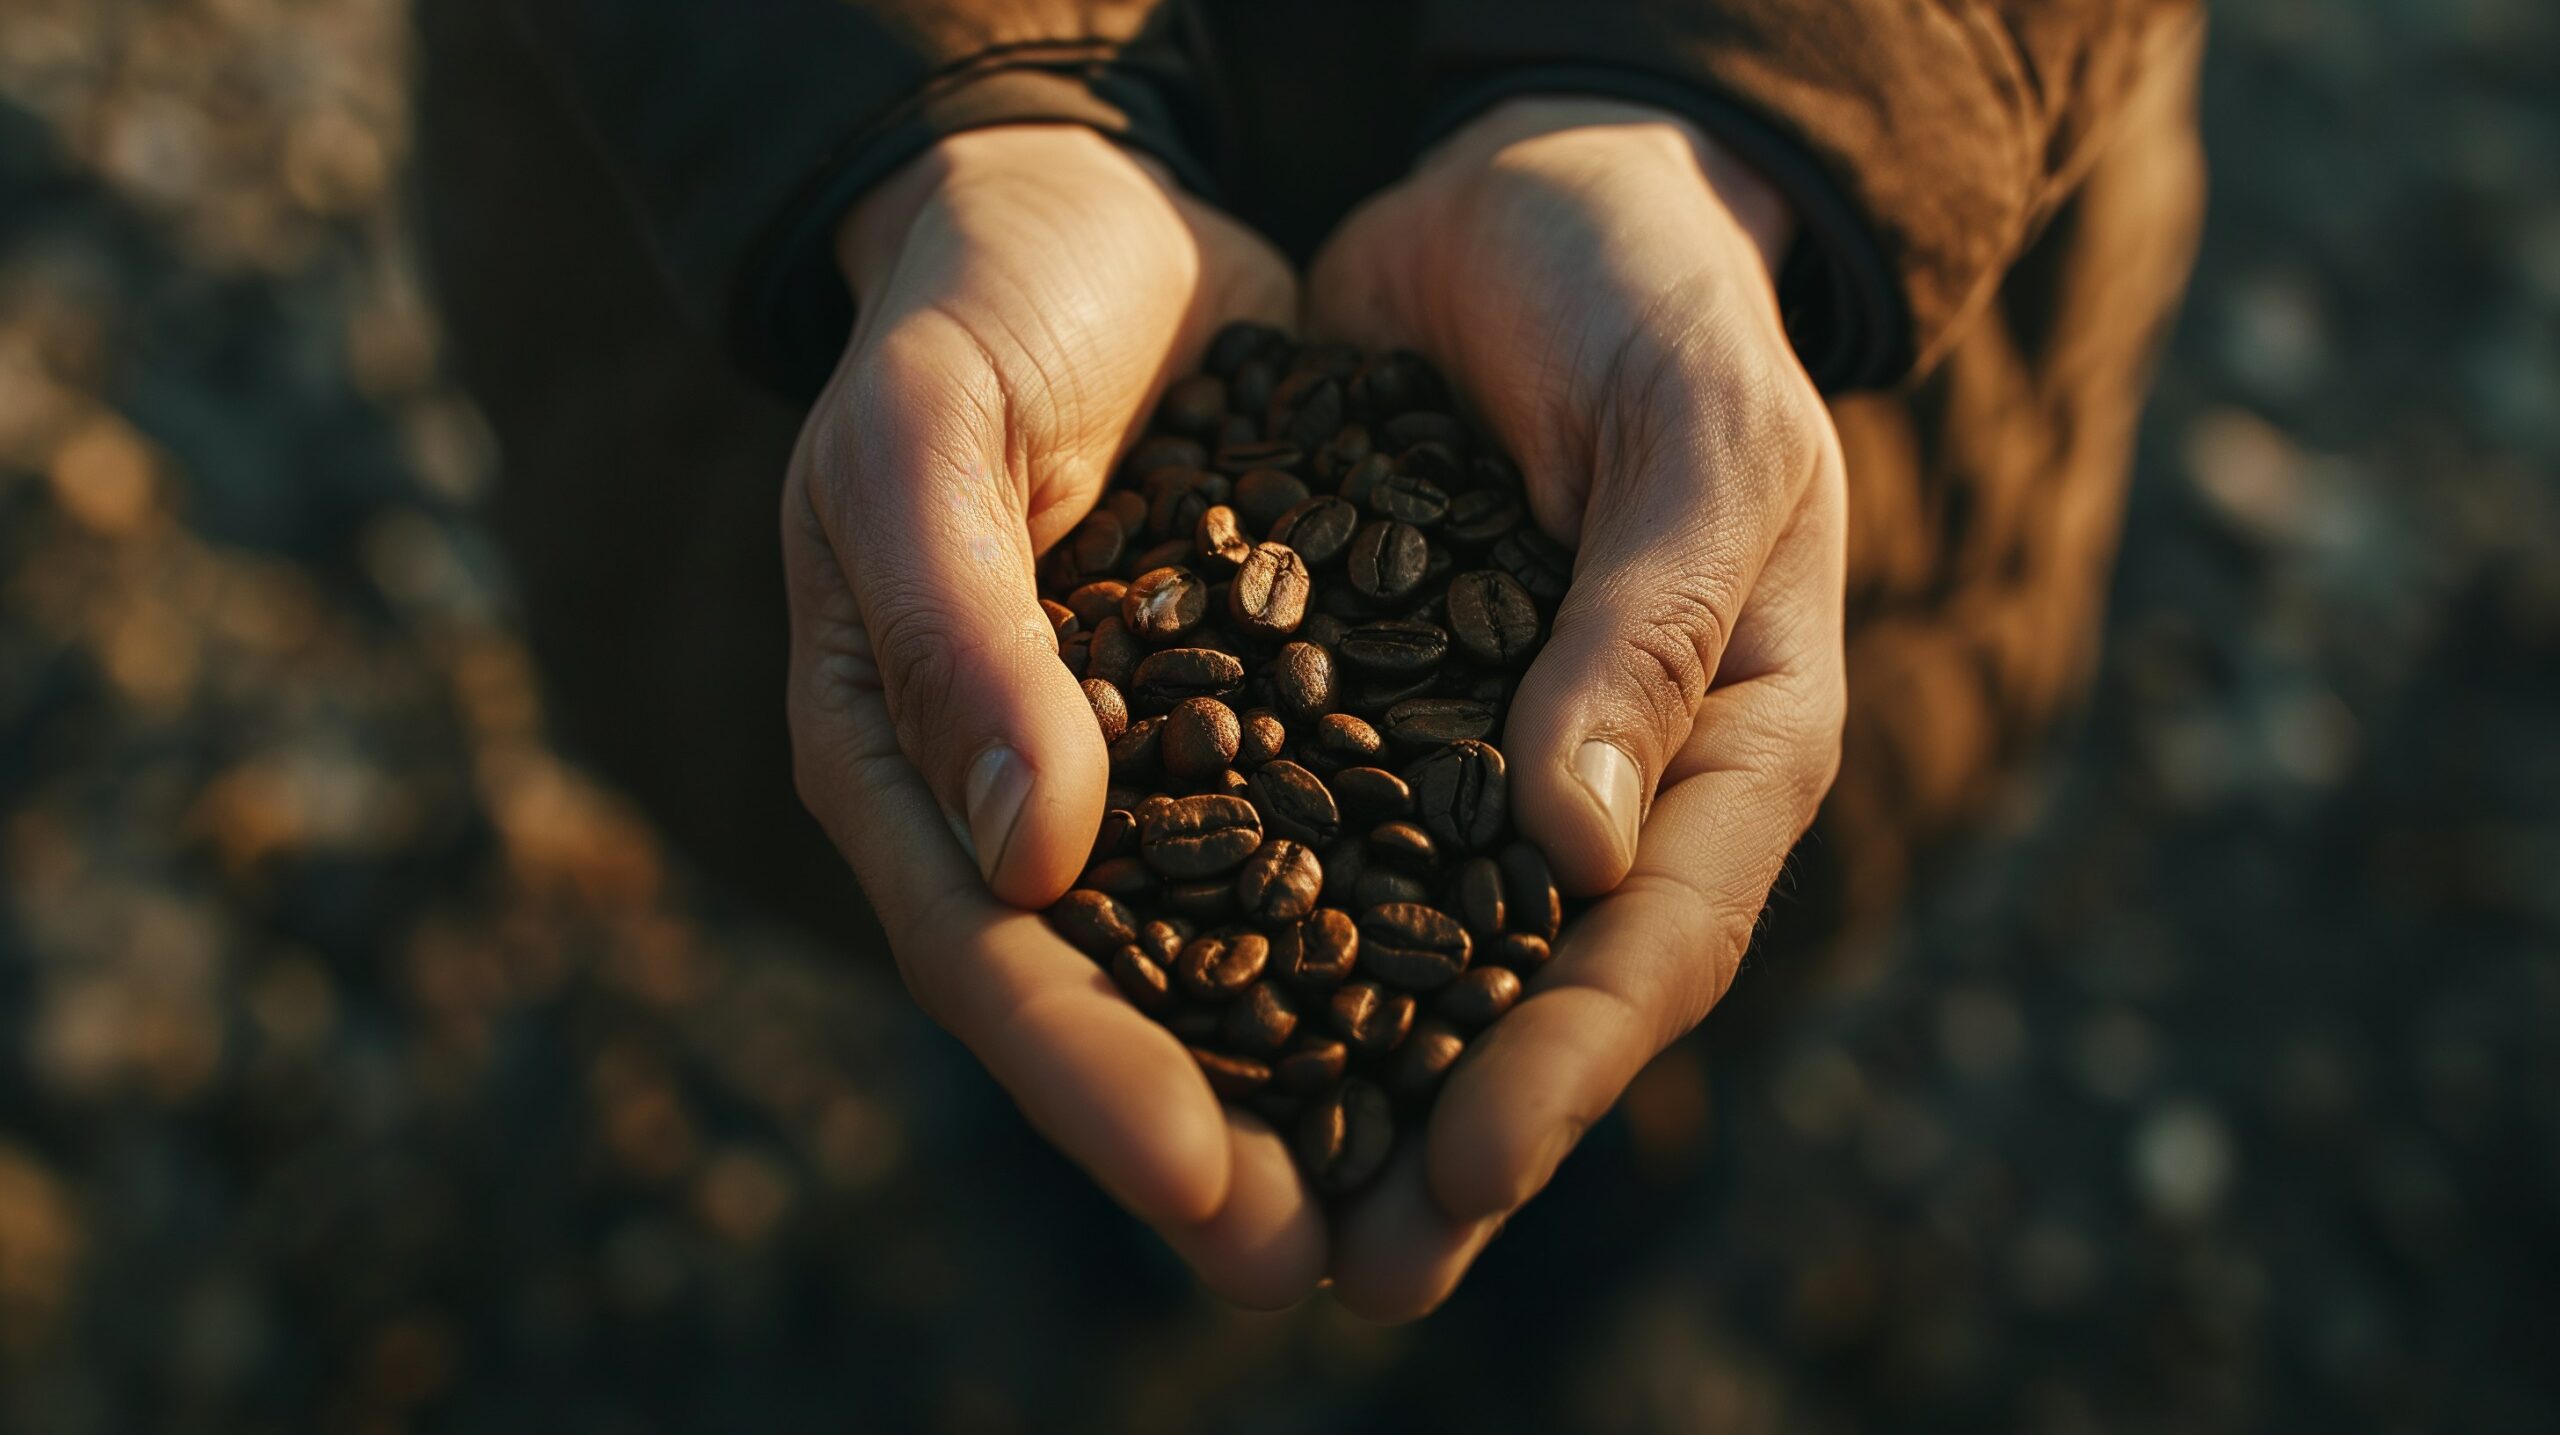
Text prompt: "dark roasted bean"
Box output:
[[1048, 889, 1136, 957], [1444, 486, 1525, 548], [1233, 468, 1311, 532], [1490, 932, 1552, 973], [1338, 619, 1450, 674], [1138, 918, 1188, 967], [1319, 834, 1367, 907], [1299, 613, 1349, 648], [1163, 878, 1239, 921], [1067, 579, 1129, 628], [1122, 565, 1209, 643], [1106, 489, 1151, 536], [1229, 542, 1311, 639], [1042, 598, 1078, 642], [1143, 467, 1217, 540], [1304, 712, 1385, 773], [1453, 857, 1506, 939], [1080, 856, 1152, 898], [1336, 452, 1392, 510], [1296, 1079, 1394, 1195], [1220, 981, 1299, 1055], [1355, 870, 1433, 910], [1329, 766, 1413, 824], [1138, 793, 1263, 878], [1347, 519, 1428, 603], [1126, 433, 1207, 479], [1192, 1048, 1271, 1099], [1382, 1019, 1465, 1099], [1081, 677, 1128, 743], [1205, 320, 1286, 379], [1235, 708, 1288, 767], [1274, 1038, 1350, 1093], [1214, 439, 1302, 475], [1405, 738, 1509, 851], [1358, 903, 1472, 991], [1329, 981, 1416, 1056], [1368, 820, 1439, 870], [1343, 669, 1440, 717], [1132, 536, 1193, 576], [1267, 641, 1338, 722], [1194, 504, 1252, 571], [1349, 351, 1448, 420], [1108, 715, 1162, 780], [1381, 410, 1467, 451], [1090, 807, 1138, 863], [1384, 696, 1499, 748], [1131, 647, 1245, 711], [1110, 946, 1175, 1012], [1236, 838, 1324, 923], [1490, 525, 1573, 602], [1274, 908, 1359, 988], [1434, 967, 1522, 1032], [1176, 929, 1269, 1001], [1498, 841, 1562, 938], [1160, 697, 1241, 781], [1447, 569, 1541, 666], [1159, 373, 1228, 435], [1267, 495, 1359, 566], [1166, 1008, 1222, 1043], [1246, 759, 1340, 846], [1369, 470, 1450, 527], [1086, 617, 1144, 689]]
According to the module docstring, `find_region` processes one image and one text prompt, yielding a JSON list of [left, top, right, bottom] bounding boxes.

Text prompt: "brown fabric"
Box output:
[[421, 3, 2206, 978]]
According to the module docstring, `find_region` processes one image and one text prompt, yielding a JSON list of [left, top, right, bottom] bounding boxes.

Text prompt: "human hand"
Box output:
[[779, 126, 1324, 1304], [1307, 98, 1849, 1317]]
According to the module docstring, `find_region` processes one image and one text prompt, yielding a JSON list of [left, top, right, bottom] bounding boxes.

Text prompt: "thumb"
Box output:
[[813, 311, 1109, 906]]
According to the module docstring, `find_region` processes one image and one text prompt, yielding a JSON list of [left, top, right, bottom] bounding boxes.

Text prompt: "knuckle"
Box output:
[[1613, 588, 1725, 737]]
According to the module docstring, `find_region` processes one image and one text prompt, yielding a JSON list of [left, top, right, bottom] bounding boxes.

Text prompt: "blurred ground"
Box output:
[[0, 2, 2555, 1432]]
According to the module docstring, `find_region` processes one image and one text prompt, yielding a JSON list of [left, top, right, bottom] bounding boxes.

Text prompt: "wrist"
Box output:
[[1428, 95, 1797, 282]]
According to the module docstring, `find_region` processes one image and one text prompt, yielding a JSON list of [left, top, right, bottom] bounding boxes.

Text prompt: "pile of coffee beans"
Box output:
[[1041, 325, 1570, 1196]]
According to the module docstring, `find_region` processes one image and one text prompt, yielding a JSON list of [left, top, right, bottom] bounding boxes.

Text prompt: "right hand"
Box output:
[[779, 127, 1320, 1305]]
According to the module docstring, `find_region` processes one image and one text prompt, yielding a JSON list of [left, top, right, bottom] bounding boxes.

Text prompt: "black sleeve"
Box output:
[[511, 0, 1213, 400]]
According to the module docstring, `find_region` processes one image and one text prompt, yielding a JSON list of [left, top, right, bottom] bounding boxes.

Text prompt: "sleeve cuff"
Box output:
[[1418, 66, 1910, 394], [737, 52, 1217, 402]]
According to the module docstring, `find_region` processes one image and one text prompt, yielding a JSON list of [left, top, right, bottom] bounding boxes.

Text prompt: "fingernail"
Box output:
[[963, 745, 1032, 885], [1572, 739, 1643, 860]]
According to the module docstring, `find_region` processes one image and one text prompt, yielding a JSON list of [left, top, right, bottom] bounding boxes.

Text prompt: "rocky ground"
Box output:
[[0, 2, 2553, 1432]]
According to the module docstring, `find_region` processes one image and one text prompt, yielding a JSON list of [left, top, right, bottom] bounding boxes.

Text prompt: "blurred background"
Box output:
[[1, 1, 2554, 1431]]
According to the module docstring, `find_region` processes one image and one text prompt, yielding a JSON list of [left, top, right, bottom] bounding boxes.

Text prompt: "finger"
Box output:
[[813, 311, 1111, 907], [1425, 491, 1846, 1223], [782, 494, 1232, 1227], [1326, 1142, 1500, 1324], [1156, 1110, 1329, 1309], [1504, 335, 1827, 894]]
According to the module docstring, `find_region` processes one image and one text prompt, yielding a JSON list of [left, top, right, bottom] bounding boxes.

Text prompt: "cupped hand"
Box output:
[[1307, 98, 1850, 1318], [780, 126, 1321, 1305]]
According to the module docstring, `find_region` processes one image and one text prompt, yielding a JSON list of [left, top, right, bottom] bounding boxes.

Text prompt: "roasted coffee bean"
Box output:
[[1498, 841, 1562, 938], [1384, 696, 1499, 748], [1164, 878, 1239, 921], [1268, 641, 1338, 722], [1126, 433, 1207, 479], [1329, 981, 1416, 1056], [1313, 426, 1372, 489], [1160, 697, 1241, 780], [1444, 486, 1525, 548], [1381, 410, 1467, 452], [1220, 981, 1299, 1055], [1143, 467, 1217, 539], [1304, 712, 1386, 773], [1274, 1038, 1350, 1093], [1131, 536, 1193, 575], [1090, 807, 1138, 863], [1108, 716, 1162, 780], [1166, 1008, 1222, 1043], [1347, 520, 1429, 603], [1296, 1079, 1393, 1195], [1299, 613, 1349, 649], [1176, 929, 1269, 1000], [1192, 1048, 1270, 1100], [1358, 903, 1472, 991], [1382, 1019, 1465, 1099], [1233, 468, 1311, 532], [1071, 510, 1128, 579], [1355, 869, 1433, 910], [1236, 838, 1324, 923], [1329, 767, 1413, 824], [1319, 834, 1367, 906], [1235, 709, 1288, 767], [1447, 569, 1541, 666], [1273, 376, 1345, 451], [1138, 793, 1263, 878], [1215, 439, 1302, 475], [1229, 542, 1311, 639], [1110, 946, 1175, 1012], [1042, 599, 1078, 642], [1159, 373, 1228, 435], [1399, 440, 1467, 487], [1049, 890, 1137, 958], [1138, 918, 1189, 967], [1368, 820, 1438, 871], [1212, 767, 1253, 799], [1122, 566, 1209, 643], [1106, 489, 1151, 536], [1267, 495, 1359, 566], [1434, 966, 1522, 1032], [1490, 525, 1573, 602], [1489, 932, 1552, 972], [1081, 678, 1129, 743], [1205, 320, 1287, 379], [1344, 669, 1440, 718], [1194, 505, 1253, 571], [1336, 452, 1392, 510], [1274, 908, 1359, 988], [1369, 470, 1451, 527], [1131, 647, 1245, 711], [1058, 628, 1092, 679], [1246, 760, 1340, 846], [1349, 350, 1448, 420], [1066, 579, 1129, 628], [1086, 617, 1144, 689], [1080, 856, 1153, 898], [1453, 857, 1506, 939], [1339, 619, 1450, 674], [1405, 738, 1509, 851]]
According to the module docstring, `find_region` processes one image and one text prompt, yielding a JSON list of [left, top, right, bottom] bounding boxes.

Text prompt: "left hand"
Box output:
[[1306, 97, 1849, 1318]]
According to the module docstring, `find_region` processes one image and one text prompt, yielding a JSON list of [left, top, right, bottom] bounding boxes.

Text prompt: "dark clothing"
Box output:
[[418, 0, 2204, 977]]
